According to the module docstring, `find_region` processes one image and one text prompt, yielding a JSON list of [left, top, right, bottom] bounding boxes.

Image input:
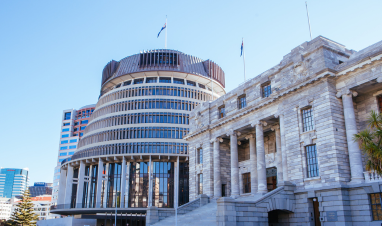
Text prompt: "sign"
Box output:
[[34, 182, 46, 187], [327, 211, 337, 222]]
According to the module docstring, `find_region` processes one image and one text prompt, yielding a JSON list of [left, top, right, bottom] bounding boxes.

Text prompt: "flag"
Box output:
[[157, 23, 166, 38], [240, 40, 244, 56]]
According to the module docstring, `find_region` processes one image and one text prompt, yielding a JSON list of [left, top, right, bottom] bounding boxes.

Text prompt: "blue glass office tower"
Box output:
[[0, 168, 29, 198]]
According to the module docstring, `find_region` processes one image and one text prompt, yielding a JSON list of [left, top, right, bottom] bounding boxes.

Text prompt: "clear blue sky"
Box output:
[[0, 0, 381, 185]]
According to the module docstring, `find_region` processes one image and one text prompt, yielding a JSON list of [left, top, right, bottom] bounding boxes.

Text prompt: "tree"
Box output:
[[354, 110, 382, 175], [11, 190, 38, 226]]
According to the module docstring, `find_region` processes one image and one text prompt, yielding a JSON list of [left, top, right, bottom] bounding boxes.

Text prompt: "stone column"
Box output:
[[227, 130, 240, 198], [120, 158, 127, 208], [272, 124, 283, 185], [339, 90, 365, 183], [64, 165, 73, 208], [211, 137, 222, 198], [256, 121, 267, 193], [76, 161, 85, 208], [246, 134, 257, 194], [96, 158, 104, 208], [279, 114, 289, 182], [57, 168, 67, 206], [148, 157, 153, 207]]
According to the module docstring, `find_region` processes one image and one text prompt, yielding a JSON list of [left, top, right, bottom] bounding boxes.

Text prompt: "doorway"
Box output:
[[312, 198, 321, 226], [266, 168, 277, 191]]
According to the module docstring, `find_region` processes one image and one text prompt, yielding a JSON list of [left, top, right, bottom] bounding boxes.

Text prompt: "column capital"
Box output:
[[210, 137, 223, 143], [336, 89, 358, 98], [245, 134, 255, 139], [271, 124, 280, 131], [226, 130, 241, 137], [251, 120, 267, 127]]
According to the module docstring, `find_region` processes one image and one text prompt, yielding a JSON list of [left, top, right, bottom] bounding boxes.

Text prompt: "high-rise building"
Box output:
[[0, 168, 29, 198], [49, 50, 225, 225], [51, 105, 95, 205], [0, 197, 12, 221], [29, 182, 52, 198]]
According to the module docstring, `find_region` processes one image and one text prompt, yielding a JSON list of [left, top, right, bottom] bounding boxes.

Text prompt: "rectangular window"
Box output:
[[146, 77, 157, 83], [262, 83, 272, 98], [197, 148, 203, 164], [302, 108, 314, 132], [61, 140, 68, 144], [68, 152, 75, 155], [370, 193, 382, 220], [80, 126, 86, 130], [173, 78, 184, 84], [62, 128, 69, 132], [115, 84, 121, 88], [69, 145, 77, 149], [159, 77, 171, 83], [61, 134, 69, 138], [238, 95, 246, 109], [81, 120, 88, 124], [59, 152, 67, 156], [60, 146, 68, 150], [306, 145, 319, 178], [218, 106, 225, 118], [74, 128, 78, 132], [58, 159, 65, 162], [64, 112, 71, 120], [187, 80, 196, 86], [80, 133, 83, 137], [70, 139, 77, 143], [123, 80, 132, 86], [242, 173, 251, 193], [63, 123, 70, 126], [134, 78, 144, 84], [198, 174, 203, 195], [199, 84, 205, 89]]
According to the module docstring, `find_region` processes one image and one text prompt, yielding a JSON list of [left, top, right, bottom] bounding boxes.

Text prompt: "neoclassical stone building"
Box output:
[[185, 36, 382, 225]]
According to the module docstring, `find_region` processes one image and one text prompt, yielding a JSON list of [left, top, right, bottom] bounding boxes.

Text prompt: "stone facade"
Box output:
[[185, 36, 382, 225]]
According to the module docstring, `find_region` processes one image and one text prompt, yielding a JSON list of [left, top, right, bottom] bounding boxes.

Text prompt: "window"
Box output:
[[74, 122, 79, 126], [60, 146, 68, 150], [68, 152, 75, 155], [62, 128, 69, 132], [146, 77, 157, 83], [152, 162, 175, 208], [74, 133, 78, 136], [69, 145, 76, 149], [63, 123, 70, 126], [74, 128, 78, 132], [81, 120, 88, 124], [64, 112, 71, 120], [70, 139, 77, 143], [370, 193, 382, 220], [302, 108, 314, 132], [197, 148, 203, 164], [242, 173, 251, 193], [198, 84, 205, 89], [187, 80, 196, 86], [134, 79, 144, 84], [61, 140, 68, 144], [129, 162, 149, 208], [115, 84, 121, 88], [378, 96, 382, 113], [262, 83, 272, 98], [306, 145, 319, 178], [58, 159, 65, 163], [61, 134, 69, 138], [159, 77, 171, 83], [238, 95, 246, 109], [59, 153, 67, 156], [80, 133, 83, 137], [218, 106, 225, 118], [80, 126, 86, 130], [198, 174, 203, 195], [123, 80, 132, 86], [173, 78, 184, 84]]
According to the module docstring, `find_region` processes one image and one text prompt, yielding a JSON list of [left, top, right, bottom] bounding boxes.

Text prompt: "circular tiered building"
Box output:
[[53, 49, 225, 225]]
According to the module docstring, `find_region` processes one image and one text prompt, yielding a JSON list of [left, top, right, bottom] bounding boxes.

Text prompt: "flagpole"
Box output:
[[305, 1, 312, 40], [242, 38, 246, 81], [165, 15, 167, 49]]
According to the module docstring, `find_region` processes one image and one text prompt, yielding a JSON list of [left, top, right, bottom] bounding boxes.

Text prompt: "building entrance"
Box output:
[[266, 168, 277, 191]]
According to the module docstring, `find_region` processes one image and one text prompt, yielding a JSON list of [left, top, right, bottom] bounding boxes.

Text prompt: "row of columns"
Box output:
[[58, 157, 181, 209], [212, 116, 288, 198]]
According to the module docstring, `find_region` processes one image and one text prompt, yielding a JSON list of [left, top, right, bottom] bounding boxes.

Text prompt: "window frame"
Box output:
[[218, 105, 225, 119], [306, 144, 319, 178], [237, 95, 246, 109], [261, 82, 272, 98], [302, 107, 314, 132]]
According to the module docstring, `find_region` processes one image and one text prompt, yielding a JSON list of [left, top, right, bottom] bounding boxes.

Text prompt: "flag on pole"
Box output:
[[240, 40, 244, 56], [157, 23, 166, 38]]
